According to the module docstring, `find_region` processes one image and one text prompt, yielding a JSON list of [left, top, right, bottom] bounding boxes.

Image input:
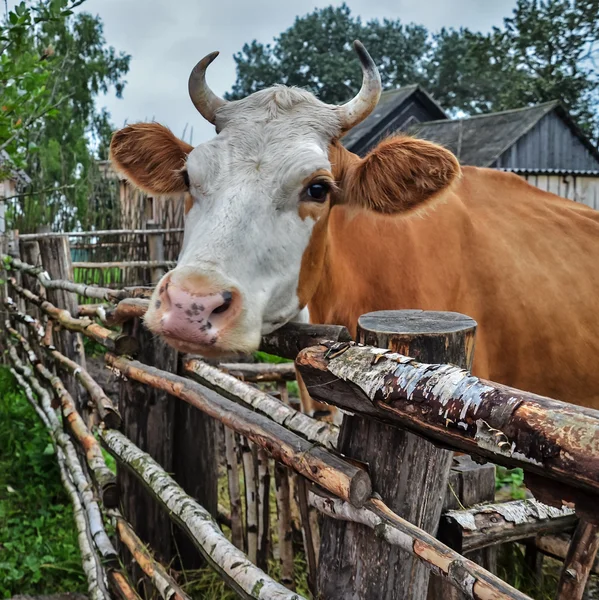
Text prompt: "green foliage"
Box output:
[[495, 466, 527, 500], [1, 0, 129, 233], [226, 3, 429, 104], [228, 0, 599, 142], [0, 366, 85, 597]]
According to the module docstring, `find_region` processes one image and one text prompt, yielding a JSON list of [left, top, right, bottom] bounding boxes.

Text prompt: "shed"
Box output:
[[341, 85, 446, 155], [409, 101, 599, 209]]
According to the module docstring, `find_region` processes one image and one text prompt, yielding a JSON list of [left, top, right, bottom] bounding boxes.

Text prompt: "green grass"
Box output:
[[495, 466, 527, 500], [0, 366, 86, 597]]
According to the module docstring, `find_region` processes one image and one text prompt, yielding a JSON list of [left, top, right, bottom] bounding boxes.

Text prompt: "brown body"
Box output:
[[309, 146, 599, 409]]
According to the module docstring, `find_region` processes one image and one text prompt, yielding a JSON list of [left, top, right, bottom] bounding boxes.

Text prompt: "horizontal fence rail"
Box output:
[[19, 227, 185, 239], [2, 236, 598, 600]]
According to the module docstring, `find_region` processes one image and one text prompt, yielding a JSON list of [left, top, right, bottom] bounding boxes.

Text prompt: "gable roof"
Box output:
[[341, 85, 447, 152], [0, 150, 31, 187], [409, 101, 599, 168]]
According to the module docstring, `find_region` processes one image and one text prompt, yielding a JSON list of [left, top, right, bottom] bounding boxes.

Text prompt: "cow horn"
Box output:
[[188, 51, 228, 124], [337, 41, 382, 132]]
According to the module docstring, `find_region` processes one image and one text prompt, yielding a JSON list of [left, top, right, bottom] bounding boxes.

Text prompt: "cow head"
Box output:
[[110, 42, 460, 357]]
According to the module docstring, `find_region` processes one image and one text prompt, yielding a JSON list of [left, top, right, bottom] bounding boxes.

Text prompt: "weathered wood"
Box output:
[[297, 476, 318, 596], [224, 428, 245, 551], [111, 510, 191, 600], [444, 455, 496, 511], [0, 233, 9, 361], [219, 362, 297, 382], [183, 357, 338, 449], [242, 438, 259, 564], [275, 463, 295, 590], [72, 260, 175, 270], [260, 321, 352, 361], [535, 533, 599, 575], [256, 448, 271, 571], [429, 455, 498, 600], [147, 223, 167, 284], [106, 354, 372, 507], [309, 491, 533, 600], [8, 279, 138, 355], [439, 499, 577, 553], [105, 298, 149, 325], [20, 240, 44, 323], [317, 310, 476, 600], [556, 520, 599, 600], [100, 429, 305, 600], [6, 301, 121, 428], [19, 227, 184, 239], [295, 340, 599, 507], [5, 323, 118, 506], [117, 317, 177, 567]]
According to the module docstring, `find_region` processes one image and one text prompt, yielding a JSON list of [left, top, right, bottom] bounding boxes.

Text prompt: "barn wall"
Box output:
[[495, 113, 599, 171], [519, 173, 599, 210]]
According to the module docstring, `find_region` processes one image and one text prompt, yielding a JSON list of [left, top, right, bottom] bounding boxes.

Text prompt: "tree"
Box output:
[[226, 4, 429, 104], [428, 0, 599, 140], [0, 0, 130, 232], [228, 1, 599, 142]]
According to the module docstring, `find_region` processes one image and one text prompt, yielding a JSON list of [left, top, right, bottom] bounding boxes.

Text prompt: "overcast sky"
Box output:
[[77, 0, 517, 145]]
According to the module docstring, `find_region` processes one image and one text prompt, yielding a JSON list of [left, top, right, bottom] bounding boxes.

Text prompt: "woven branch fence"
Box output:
[[1, 232, 598, 600]]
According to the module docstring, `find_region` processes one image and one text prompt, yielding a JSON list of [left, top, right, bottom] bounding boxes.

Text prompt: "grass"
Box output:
[[0, 366, 86, 598]]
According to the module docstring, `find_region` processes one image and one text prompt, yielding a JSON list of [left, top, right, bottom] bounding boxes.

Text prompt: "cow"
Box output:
[[109, 42, 599, 415]]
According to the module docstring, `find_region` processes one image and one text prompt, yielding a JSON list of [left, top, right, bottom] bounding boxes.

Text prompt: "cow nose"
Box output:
[[158, 283, 239, 346]]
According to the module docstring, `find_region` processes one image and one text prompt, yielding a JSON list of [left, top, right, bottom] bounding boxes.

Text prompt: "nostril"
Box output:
[[212, 291, 233, 314]]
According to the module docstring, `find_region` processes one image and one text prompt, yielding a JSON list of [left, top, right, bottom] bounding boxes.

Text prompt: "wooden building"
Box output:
[[0, 150, 32, 234], [344, 92, 599, 210]]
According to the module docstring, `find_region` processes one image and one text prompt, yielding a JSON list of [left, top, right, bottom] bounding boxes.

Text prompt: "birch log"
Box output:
[[4, 254, 130, 301], [9, 368, 111, 600], [309, 492, 533, 600], [106, 354, 371, 507], [295, 341, 599, 503], [224, 428, 245, 551], [6, 299, 121, 427], [110, 510, 192, 600], [8, 346, 118, 564], [439, 499, 577, 553], [100, 429, 305, 600], [183, 357, 338, 449], [8, 279, 138, 354], [6, 322, 118, 504]]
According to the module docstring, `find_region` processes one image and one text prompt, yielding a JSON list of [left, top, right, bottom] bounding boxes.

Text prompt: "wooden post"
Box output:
[[117, 317, 218, 574], [37, 233, 87, 412], [0, 231, 8, 361], [146, 223, 166, 284], [20, 240, 45, 324], [556, 520, 599, 600], [317, 310, 476, 600], [429, 456, 498, 600]]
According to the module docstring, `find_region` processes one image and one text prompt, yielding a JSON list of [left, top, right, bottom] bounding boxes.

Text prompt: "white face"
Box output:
[[143, 86, 342, 356]]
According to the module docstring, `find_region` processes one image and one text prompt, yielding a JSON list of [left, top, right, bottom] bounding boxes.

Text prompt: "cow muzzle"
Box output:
[[144, 270, 242, 354]]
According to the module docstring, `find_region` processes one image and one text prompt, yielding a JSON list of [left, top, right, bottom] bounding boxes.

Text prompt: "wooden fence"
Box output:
[[1, 232, 599, 600]]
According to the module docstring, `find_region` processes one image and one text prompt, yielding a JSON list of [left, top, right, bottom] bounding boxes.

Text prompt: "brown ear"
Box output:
[[343, 137, 460, 213], [109, 123, 193, 196]]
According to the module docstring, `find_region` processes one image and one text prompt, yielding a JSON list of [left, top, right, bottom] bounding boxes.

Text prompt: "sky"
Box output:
[[77, 0, 517, 146]]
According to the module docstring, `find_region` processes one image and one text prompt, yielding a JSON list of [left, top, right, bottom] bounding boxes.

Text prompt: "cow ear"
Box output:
[[347, 137, 460, 213], [110, 123, 193, 196]]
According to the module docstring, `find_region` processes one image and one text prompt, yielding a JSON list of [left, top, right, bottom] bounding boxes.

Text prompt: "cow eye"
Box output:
[[306, 182, 329, 202]]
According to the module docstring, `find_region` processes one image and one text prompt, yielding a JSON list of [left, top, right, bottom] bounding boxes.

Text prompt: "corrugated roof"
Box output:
[[409, 102, 561, 167], [341, 85, 446, 151], [500, 168, 599, 176]]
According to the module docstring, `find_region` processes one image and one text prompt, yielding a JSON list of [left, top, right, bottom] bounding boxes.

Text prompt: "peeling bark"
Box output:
[[106, 354, 371, 507], [309, 492, 532, 600], [183, 357, 338, 449], [100, 429, 304, 600], [296, 342, 599, 507]]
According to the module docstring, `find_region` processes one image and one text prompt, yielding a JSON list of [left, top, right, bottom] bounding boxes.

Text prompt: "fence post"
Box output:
[[146, 223, 165, 284], [317, 309, 476, 600], [38, 233, 87, 413]]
